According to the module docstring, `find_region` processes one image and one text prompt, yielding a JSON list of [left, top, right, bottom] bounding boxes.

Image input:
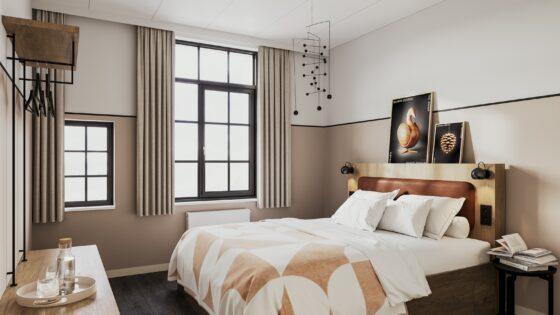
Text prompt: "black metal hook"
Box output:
[[45, 71, 56, 118]]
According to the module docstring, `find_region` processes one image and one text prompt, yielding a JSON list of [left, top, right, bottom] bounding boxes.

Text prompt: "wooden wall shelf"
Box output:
[[2, 15, 79, 70]]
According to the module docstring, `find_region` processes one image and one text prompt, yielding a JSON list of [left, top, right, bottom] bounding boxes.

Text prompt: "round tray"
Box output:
[[16, 276, 96, 308]]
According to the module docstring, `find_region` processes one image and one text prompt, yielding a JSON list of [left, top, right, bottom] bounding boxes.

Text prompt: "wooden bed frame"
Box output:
[[177, 163, 506, 315], [352, 163, 506, 315]]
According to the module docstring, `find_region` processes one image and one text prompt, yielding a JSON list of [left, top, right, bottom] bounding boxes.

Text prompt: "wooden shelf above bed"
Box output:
[[2, 15, 79, 70]]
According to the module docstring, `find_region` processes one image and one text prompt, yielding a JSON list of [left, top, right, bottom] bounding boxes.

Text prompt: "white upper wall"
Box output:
[[326, 0, 560, 125], [65, 15, 136, 116], [0, 0, 31, 299], [64, 14, 326, 125], [0, 0, 32, 62]]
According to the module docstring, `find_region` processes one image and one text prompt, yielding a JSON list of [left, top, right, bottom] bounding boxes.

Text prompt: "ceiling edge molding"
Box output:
[[30, 1, 291, 51]]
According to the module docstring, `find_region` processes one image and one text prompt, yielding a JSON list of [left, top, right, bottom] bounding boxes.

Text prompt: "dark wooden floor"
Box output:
[[109, 271, 206, 315]]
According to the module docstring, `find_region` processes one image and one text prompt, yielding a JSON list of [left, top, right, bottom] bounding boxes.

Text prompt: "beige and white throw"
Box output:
[[169, 218, 430, 315]]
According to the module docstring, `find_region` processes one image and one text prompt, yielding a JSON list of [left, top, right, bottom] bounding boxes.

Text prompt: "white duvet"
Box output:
[[169, 218, 431, 315]]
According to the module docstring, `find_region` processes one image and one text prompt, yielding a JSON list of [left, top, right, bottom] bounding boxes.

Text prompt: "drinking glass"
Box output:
[[36, 266, 59, 298]]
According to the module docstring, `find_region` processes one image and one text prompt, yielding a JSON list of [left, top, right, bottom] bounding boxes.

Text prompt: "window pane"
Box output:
[[176, 44, 198, 79], [175, 123, 198, 160], [175, 83, 198, 121], [87, 177, 107, 201], [229, 53, 253, 85], [65, 152, 85, 176], [230, 126, 249, 160], [64, 126, 85, 150], [230, 93, 249, 124], [87, 127, 107, 151], [230, 163, 249, 191], [87, 153, 107, 175], [65, 177, 85, 202], [205, 90, 228, 123], [205, 125, 228, 160], [200, 48, 227, 82], [205, 163, 227, 192], [175, 163, 197, 198]]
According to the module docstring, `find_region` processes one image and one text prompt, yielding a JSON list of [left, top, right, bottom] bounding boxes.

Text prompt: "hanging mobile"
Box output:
[[292, 1, 333, 116]]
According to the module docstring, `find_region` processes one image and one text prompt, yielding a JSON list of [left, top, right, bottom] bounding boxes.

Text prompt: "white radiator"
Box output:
[[186, 209, 251, 229]]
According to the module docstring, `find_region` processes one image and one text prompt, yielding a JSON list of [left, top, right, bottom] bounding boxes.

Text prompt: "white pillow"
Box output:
[[399, 195, 466, 240], [352, 189, 400, 200], [444, 216, 470, 239], [332, 196, 390, 231], [364, 198, 390, 230], [378, 199, 433, 238]]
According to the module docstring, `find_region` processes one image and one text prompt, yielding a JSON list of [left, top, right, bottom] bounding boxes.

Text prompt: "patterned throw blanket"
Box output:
[[168, 218, 430, 315]]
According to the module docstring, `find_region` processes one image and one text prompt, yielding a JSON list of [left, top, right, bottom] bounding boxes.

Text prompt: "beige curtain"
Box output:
[[136, 27, 175, 216], [257, 46, 292, 208], [32, 9, 65, 223]]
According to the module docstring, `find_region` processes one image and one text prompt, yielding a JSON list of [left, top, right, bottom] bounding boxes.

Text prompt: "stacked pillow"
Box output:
[[331, 189, 399, 231], [332, 190, 469, 239], [377, 198, 433, 238]]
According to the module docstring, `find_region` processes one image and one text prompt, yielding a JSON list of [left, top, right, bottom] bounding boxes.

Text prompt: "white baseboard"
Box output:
[[106, 263, 169, 278], [516, 304, 546, 315]]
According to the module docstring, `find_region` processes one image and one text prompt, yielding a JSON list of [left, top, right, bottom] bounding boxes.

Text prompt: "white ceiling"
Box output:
[[31, 0, 447, 48]]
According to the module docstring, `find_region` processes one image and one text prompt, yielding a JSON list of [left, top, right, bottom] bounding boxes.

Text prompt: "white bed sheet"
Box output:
[[368, 229, 490, 276]]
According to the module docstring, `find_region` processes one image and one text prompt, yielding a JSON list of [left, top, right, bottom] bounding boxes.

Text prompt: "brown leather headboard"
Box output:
[[358, 177, 476, 230]]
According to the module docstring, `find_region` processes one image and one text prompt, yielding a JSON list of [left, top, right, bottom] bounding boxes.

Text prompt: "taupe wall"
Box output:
[[0, 0, 31, 296], [65, 15, 136, 116], [31, 114, 327, 270], [323, 96, 560, 314]]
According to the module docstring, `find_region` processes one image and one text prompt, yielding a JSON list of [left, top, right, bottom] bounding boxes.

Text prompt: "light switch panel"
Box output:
[[481, 205, 492, 226]]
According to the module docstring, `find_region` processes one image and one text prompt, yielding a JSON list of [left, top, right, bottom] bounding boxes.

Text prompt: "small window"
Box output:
[[175, 41, 256, 202], [64, 121, 114, 208]]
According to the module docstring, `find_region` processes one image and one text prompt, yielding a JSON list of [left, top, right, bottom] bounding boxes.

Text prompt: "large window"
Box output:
[[64, 121, 114, 208], [175, 41, 256, 201]]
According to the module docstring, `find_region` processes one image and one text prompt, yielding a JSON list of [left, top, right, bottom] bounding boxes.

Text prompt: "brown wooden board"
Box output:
[[2, 15, 79, 70]]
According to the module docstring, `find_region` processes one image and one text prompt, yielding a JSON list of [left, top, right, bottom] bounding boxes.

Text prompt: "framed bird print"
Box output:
[[388, 92, 433, 163], [432, 122, 465, 163]]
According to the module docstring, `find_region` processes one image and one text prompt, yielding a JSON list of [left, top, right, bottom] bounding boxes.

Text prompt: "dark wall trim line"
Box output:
[[291, 124, 325, 128], [65, 112, 136, 118], [433, 93, 560, 114], [67, 92, 560, 127], [324, 92, 560, 128], [326, 116, 390, 128]]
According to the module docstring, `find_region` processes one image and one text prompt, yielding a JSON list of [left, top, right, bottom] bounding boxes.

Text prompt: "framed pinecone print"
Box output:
[[432, 122, 465, 163]]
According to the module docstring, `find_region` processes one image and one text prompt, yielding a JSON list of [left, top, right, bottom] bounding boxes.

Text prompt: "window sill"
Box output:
[[65, 205, 115, 212], [176, 198, 257, 207]]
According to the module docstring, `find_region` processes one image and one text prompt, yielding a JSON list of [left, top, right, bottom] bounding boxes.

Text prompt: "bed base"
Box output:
[[177, 263, 498, 315], [406, 263, 498, 315]]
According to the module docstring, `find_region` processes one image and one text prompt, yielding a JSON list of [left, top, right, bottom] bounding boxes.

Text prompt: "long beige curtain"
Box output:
[[257, 46, 292, 208], [136, 26, 175, 216], [32, 9, 65, 223]]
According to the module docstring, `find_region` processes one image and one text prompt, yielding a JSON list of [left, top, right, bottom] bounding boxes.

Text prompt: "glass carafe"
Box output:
[[56, 237, 76, 295]]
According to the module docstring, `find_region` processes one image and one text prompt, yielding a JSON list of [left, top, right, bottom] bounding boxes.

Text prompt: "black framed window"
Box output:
[[175, 40, 257, 202], [64, 120, 114, 208]]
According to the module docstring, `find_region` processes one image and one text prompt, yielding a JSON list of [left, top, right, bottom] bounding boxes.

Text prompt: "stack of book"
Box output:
[[487, 233, 558, 272]]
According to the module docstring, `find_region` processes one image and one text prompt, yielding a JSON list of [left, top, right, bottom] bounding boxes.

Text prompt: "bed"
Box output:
[[169, 170, 504, 315]]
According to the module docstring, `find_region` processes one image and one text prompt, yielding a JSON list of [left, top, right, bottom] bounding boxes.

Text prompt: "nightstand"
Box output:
[[492, 259, 557, 315]]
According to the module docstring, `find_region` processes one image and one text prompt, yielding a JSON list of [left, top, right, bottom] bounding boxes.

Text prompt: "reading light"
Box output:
[[471, 161, 490, 180], [340, 162, 354, 174]]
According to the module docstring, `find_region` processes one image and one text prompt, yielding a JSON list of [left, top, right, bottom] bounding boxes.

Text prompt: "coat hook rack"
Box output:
[[1, 15, 79, 287]]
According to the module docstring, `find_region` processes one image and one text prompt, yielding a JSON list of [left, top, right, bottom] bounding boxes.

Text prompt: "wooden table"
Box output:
[[0, 245, 119, 314]]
